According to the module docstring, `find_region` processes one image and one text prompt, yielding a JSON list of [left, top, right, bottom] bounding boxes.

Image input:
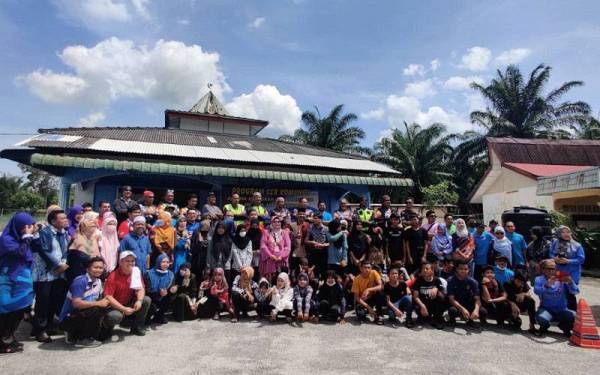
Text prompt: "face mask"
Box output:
[[497, 265, 506, 271], [180, 270, 187, 277], [326, 279, 336, 286], [239, 231, 247, 237]]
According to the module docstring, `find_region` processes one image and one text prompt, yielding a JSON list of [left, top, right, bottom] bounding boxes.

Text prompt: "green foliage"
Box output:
[[278, 104, 369, 154], [549, 211, 600, 267], [0, 174, 24, 208], [18, 164, 59, 206], [8, 191, 45, 211], [421, 182, 459, 207]]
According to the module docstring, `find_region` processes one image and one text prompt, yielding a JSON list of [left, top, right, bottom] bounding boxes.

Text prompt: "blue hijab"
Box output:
[[67, 205, 83, 238], [147, 253, 174, 293], [0, 212, 36, 278]]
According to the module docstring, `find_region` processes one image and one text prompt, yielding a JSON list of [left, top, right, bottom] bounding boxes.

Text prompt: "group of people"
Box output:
[[0, 188, 586, 353]]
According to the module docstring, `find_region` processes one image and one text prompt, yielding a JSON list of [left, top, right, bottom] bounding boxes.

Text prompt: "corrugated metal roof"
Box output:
[[488, 137, 600, 166], [29, 153, 413, 187]]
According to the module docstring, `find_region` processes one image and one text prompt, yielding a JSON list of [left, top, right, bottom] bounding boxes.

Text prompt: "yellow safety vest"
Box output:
[[224, 204, 246, 226]]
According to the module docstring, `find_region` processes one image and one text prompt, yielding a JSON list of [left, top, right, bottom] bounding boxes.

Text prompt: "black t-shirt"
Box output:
[[447, 276, 480, 306], [403, 227, 428, 260], [412, 277, 443, 300], [483, 280, 505, 300], [386, 226, 404, 262], [384, 281, 408, 303], [503, 280, 530, 302]]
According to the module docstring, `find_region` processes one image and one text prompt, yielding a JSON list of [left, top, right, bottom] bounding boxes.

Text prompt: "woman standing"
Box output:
[[66, 205, 84, 238], [451, 219, 475, 274], [173, 217, 191, 274], [153, 212, 176, 259], [526, 226, 550, 283], [0, 212, 36, 354], [207, 222, 232, 271], [231, 225, 253, 282], [260, 216, 291, 282], [489, 227, 513, 267], [549, 225, 585, 311], [67, 213, 100, 285], [246, 219, 263, 280], [347, 220, 369, 276], [99, 212, 119, 273], [326, 219, 348, 275]]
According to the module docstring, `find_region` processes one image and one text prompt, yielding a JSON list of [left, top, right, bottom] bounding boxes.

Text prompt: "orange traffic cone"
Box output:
[[570, 298, 600, 349]]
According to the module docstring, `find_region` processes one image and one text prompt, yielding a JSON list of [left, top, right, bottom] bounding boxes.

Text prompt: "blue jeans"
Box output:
[[536, 308, 575, 332], [387, 295, 413, 321]]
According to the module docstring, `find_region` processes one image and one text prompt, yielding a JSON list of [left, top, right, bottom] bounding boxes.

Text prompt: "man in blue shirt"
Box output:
[[494, 255, 515, 286], [317, 201, 333, 224], [447, 260, 486, 328], [534, 259, 579, 337], [59, 256, 109, 347], [119, 216, 151, 273], [504, 221, 528, 270], [473, 223, 494, 281]]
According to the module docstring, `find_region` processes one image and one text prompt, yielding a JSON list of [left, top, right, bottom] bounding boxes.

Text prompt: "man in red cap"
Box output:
[[139, 190, 158, 225]]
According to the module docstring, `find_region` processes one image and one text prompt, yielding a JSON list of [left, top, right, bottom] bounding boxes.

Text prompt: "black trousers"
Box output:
[[448, 301, 488, 322], [231, 292, 254, 317], [256, 300, 272, 317], [481, 301, 510, 324], [59, 306, 106, 340], [415, 296, 446, 321], [32, 279, 68, 335], [318, 300, 342, 321], [147, 293, 174, 323], [308, 249, 327, 279], [355, 293, 384, 320], [566, 291, 577, 311], [514, 297, 536, 324], [172, 294, 196, 322], [0, 307, 28, 340]]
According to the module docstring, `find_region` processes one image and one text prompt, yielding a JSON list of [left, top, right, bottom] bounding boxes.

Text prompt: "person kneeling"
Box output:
[[145, 253, 174, 325], [293, 273, 317, 323], [59, 256, 109, 347], [412, 262, 446, 329], [384, 268, 414, 328], [102, 251, 151, 338], [352, 261, 384, 325], [481, 265, 514, 329], [534, 259, 579, 337], [447, 260, 485, 328], [231, 266, 258, 322], [317, 270, 346, 324]]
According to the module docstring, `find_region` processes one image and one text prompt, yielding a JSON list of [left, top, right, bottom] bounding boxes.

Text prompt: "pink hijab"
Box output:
[[100, 212, 119, 272]]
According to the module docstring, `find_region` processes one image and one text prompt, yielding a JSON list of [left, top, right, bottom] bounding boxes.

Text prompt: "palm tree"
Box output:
[[456, 64, 591, 160], [571, 116, 600, 140], [373, 122, 453, 201], [278, 104, 368, 154]]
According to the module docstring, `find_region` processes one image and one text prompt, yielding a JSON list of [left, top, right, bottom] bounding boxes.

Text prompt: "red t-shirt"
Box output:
[[104, 268, 144, 305], [118, 220, 132, 240]]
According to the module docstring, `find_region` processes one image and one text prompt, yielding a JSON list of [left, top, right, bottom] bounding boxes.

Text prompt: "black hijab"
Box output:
[[233, 224, 251, 250], [211, 222, 232, 261], [246, 219, 262, 250]]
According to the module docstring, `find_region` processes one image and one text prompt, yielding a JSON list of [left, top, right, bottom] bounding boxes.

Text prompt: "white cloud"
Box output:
[[444, 75, 484, 91], [460, 46, 492, 71], [18, 37, 230, 109], [360, 108, 385, 120], [130, 0, 151, 20], [465, 93, 487, 114], [430, 59, 441, 71], [403, 64, 426, 77], [79, 111, 106, 126], [226, 84, 302, 137], [249, 17, 266, 28], [495, 48, 531, 65], [177, 19, 190, 25], [54, 0, 152, 28], [404, 79, 436, 99]]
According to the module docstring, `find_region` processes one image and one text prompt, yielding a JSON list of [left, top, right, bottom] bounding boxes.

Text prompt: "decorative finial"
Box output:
[[207, 83, 213, 90]]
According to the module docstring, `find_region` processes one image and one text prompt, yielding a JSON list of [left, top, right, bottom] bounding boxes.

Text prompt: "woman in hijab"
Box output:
[[66, 205, 84, 239], [327, 219, 348, 275], [207, 222, 232, 271], [348, 220, 370, 276], [145, 253, 174, 325], [67, 212, 100, 285], [206, 267, 234, 320], [99, 212, 119, 273], [170, 262, 198, 322], [173, 217, 191, 274], [190, 221, 210, 279], [153, 211, 176, 258], [230, 266, 257, 322], [231, 224, 253, 281], [489, 226, 513, 267], [526, 226, 550, 283], [269, 271, 294, 322], [246, 219, 263, 279], [0, 212, 36, 354], [260, 216, 291, 282], [549, 225, 585, 311], [431, 224, 453, 262], [451, 219, 475, 274]]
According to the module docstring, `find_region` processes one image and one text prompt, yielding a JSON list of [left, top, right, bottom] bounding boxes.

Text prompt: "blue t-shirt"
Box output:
[[534, 275, 579, 313], [58, 274, 102, 322], [506, 232, 527, 266], [119, 233, 152, 272], [447, 276, 480, 306], [473, 231, 494, 265], [494, 266, 514, 286]]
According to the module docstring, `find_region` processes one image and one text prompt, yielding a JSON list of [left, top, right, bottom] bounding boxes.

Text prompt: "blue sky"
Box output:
[[1, 0, 600, 174]]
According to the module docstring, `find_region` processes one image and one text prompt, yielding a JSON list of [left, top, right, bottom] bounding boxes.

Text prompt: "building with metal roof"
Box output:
[[469, 137, 600, 225], [1, 90, 412, 210]]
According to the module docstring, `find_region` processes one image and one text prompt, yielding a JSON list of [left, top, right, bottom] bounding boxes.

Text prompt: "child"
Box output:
[[384, 268, 414, 328], [208, 268, 234, 320], [269, 272, 294, 322], [481, 265, 513, 329], [293, 273, 316, 323], [317, 270, 346, 324], [494, 255, 514, 286], [145, 253, 174, 325], [255, 278, 272, 318]]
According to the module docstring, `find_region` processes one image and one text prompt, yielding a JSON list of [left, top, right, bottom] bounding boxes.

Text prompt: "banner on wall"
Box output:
[[222, 186, 319, 210]]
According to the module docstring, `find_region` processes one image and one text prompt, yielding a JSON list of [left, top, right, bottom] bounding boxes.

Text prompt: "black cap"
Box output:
[[495, 254, 509, 262], [122, 185, 132, 191], [207, 192, 216, 197]]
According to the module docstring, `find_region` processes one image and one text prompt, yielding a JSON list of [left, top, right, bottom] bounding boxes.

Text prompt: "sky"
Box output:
[[1, 0, 600, 175]]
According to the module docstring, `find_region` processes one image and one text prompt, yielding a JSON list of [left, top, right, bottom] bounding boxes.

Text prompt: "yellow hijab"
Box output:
[[154, 212, 176, 250]]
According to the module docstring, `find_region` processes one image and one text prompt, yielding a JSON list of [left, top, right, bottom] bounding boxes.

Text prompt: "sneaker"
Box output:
[[404, 319, 415, 329], [130, 328, 146, 336], [467, 320, 480, 329], [212, 313, 220, 320], [433, 319, 445, 330], [35, 332, 52, 343], [65, 332, 76, 345], [74, 338, 102, 348]]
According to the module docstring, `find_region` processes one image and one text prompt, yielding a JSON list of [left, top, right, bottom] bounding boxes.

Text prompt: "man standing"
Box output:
[[385, 213, 404, 266], [113, 185, 136, 222], [186, 209, 201, 234], [31, 209, 70, 343], [374, 195, 395, 230], [316, 201, 332, 224], [102, 251, 151, 338], [97, 201, 111, 228], [138, 191, 158, 225], [289, 210, 309, 273], [355, 196, 373, 229], [505, 221, 528, 271], [270, 196, 291, 225], [201, 192, 223, 223], [180, 194, 199, 217], [402, 215, 428, 274], [421, 210, 438, 253], [291, 197, 314, 223], [160, 189, 179, 219], [248, 192, 269, 223], [447, 260, 485, 328], [119, 216, 151, 273], [399, 198, 417, 225], [118, 205, 142, 240], [473, 223, 494, 280], [223, 192, 246, 227], [305, 213, 329, 277]]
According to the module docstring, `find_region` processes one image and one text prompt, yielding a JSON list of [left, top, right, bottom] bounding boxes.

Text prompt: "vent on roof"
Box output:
[[230, 141, 252, 149], [207, 136, 217, 144]]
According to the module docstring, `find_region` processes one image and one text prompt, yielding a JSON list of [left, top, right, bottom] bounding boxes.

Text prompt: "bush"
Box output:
[[8, 191, 45, 211], [421, 182, 459, 207]]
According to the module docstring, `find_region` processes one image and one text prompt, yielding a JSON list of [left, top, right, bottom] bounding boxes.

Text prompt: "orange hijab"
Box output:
[[154, 212, 176, 250]]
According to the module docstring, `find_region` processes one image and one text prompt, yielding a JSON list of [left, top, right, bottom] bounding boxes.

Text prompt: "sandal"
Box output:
[[0, 343, 23, 354]]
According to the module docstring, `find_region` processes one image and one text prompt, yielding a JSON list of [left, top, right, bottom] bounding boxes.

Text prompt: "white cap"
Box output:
[[119, 250, 137, 260]]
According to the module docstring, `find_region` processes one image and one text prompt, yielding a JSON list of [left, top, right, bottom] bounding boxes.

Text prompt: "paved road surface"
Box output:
[[3, 278, 600, 374]]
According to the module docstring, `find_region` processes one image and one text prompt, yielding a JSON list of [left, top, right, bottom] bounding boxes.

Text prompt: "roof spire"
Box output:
[[189, 84, 229, 115]]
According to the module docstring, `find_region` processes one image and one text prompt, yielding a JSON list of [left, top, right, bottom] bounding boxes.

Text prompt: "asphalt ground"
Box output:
[[3, 278, 600, 375]]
